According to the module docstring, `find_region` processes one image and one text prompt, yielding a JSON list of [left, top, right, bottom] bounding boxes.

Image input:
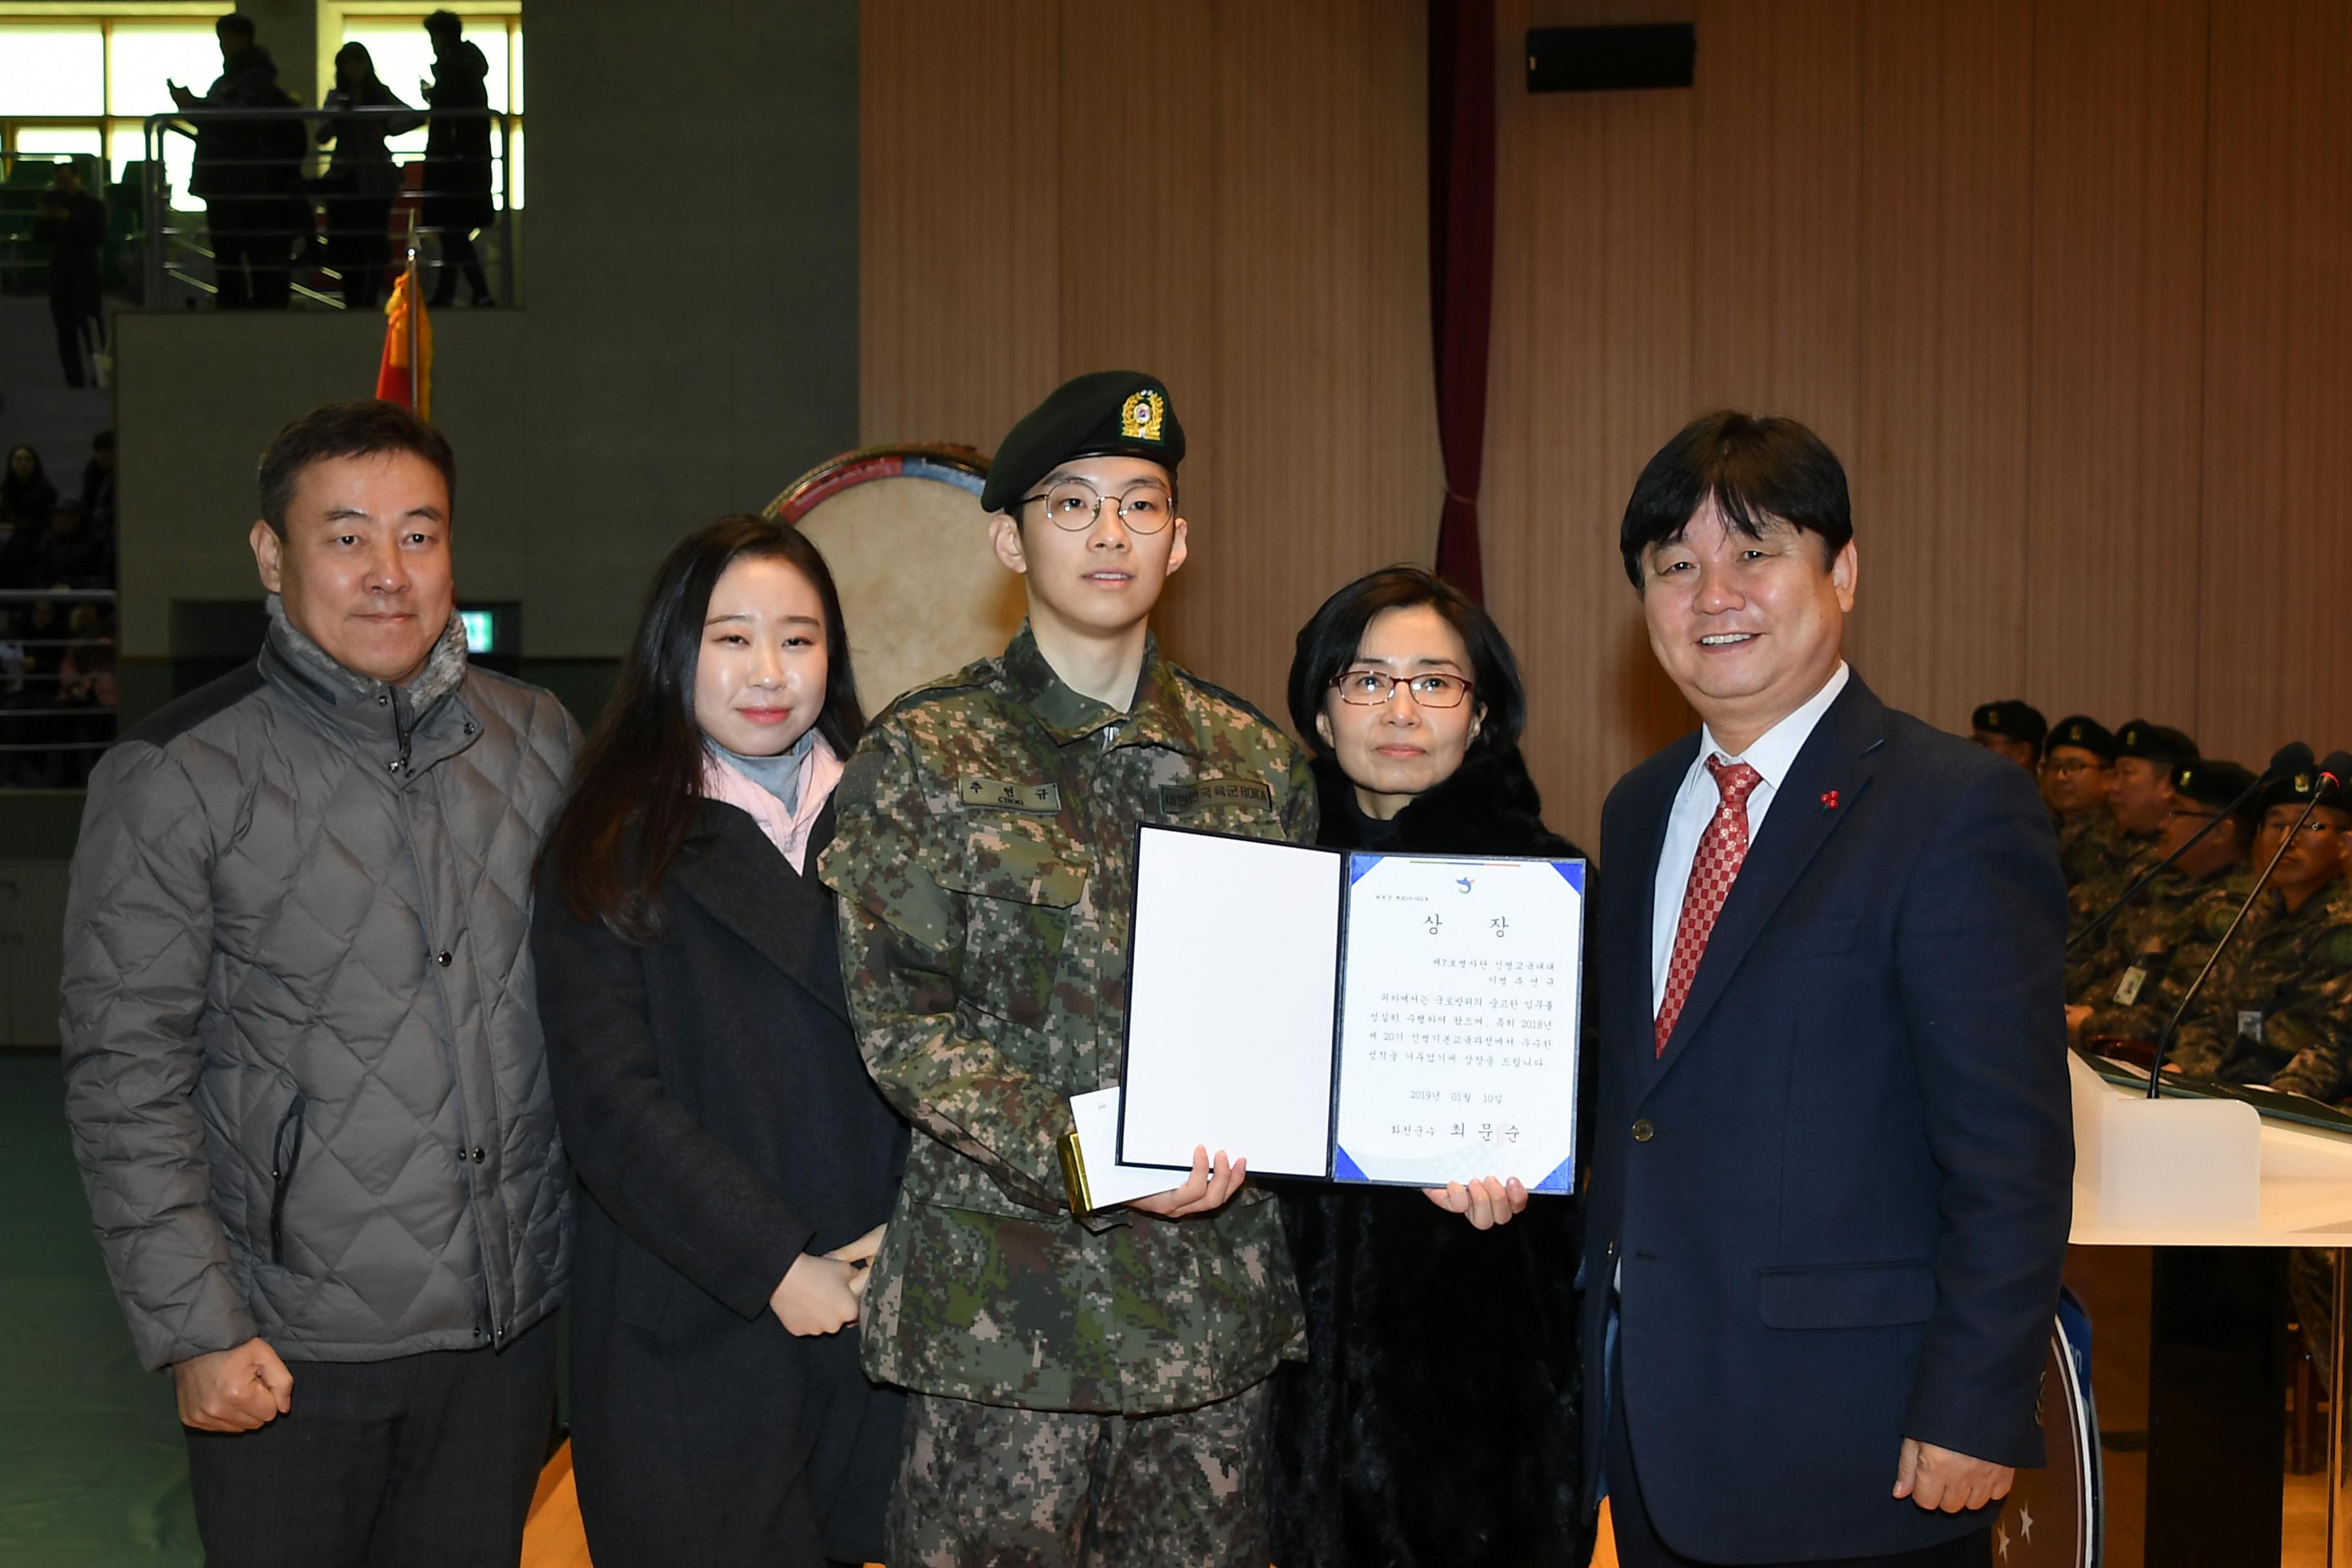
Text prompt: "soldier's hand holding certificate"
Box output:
[[1061, 824, 1585, 1207]]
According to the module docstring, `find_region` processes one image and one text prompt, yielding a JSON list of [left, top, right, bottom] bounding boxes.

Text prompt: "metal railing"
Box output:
[[139, 106, 516, 311], [0, 589, 117, 789]]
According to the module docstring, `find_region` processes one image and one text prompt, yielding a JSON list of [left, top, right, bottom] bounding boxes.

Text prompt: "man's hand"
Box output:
[[1421, 1176, 1529, 1230], [173, 1338, 293, 1432], [168, 82, 197, 110], [2064, 1003, 2091, 1042], [1127, 1146, 1246, 1219], [770, 1253, 863, 1336], [1893, 1438, 2014, 1513]]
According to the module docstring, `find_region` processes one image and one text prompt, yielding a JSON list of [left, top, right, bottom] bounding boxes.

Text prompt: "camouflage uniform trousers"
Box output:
[[883, 1381, 1272, 1568]]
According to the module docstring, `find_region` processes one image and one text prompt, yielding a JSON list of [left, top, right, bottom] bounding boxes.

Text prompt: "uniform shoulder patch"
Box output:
[[1168, 666, 1289, 738], [869, 656, 1004, 725]]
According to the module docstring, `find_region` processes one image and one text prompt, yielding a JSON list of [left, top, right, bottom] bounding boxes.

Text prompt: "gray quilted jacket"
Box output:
[[61, 600, 579, 1370]]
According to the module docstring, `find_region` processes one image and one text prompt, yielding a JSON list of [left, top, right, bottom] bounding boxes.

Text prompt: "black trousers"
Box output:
[[182, 1313, 557, 1568], [206, 197, 292, 309], [49, 282, 101, 387], [1603, 1361, 1991, 1568]]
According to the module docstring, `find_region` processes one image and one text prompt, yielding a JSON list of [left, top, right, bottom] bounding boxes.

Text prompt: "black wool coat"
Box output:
[[1269, 747, 1594, 1568], [533, 801, 909, 1568]]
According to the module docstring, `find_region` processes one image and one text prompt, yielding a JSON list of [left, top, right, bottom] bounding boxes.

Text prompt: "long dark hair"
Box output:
[[549, 515, 865, 943], [333, 42, 382, 93], [1287, 564, 1529, 761]]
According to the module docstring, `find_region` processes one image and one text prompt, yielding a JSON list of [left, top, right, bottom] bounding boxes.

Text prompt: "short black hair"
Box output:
[[216, 12, 255, 39], [1287, 565, 1528, 761], [257, 400, 456, 538], [1620, 410, 1853, 588], [424, 9, 462, 35]]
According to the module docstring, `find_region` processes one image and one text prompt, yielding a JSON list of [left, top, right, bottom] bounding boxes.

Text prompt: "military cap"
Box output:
[[2046, 715, 2117, 763], [2171, 759, 2257, 816], [2257, 765, 2352, 820], [2115, 719, 2199, 765], [1972, 699, 2046, 747], [981, 370, 1186, 514]]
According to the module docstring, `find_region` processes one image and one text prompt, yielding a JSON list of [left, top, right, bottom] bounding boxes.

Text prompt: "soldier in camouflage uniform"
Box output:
[[2042, 714, 2119, 892], [818, 371, 1311, 1568], [1968, 697, 2044, 774], [2066, 758, 2254, 1044], [2067, 719, 2197, 941], [2159, 768, 2352, 1093]]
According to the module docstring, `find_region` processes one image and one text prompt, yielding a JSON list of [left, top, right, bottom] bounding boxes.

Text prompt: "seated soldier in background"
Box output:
[[2044, 714, 2119, 891], [2162, 767, 2352, 1095], [2067, 758, 2255, 1046], [1970, 698, 2045, 772], [2072, 719, 2199, 937]]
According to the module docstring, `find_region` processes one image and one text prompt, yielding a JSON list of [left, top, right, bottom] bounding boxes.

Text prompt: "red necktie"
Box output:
[[1656, 756, 1763, 1056]]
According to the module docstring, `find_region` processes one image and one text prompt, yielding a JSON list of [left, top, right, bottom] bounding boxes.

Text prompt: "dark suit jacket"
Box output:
[[1580, 675, 2073, 1562], [534, 802, 909, 1568]]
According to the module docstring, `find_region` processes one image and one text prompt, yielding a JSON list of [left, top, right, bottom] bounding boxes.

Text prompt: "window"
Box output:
[[0, 7, 522, 210], [328, 5, 523, 207]]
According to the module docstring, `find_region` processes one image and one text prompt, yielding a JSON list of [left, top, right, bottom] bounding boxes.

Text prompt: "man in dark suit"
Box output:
[[1576, 412, 2073, 1565]]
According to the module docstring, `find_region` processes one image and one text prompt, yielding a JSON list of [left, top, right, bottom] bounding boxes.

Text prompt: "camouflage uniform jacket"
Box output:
[[817, 626, 1315, 1415], [2070, 865, 2233, 1040], [2066, 823, 2159, 943], [2166, 876, 2352, 1096], [2055, 808, 2122, 890]]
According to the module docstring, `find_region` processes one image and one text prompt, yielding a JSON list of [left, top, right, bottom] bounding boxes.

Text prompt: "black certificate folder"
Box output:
[[1115, 823, 1586, 1193]]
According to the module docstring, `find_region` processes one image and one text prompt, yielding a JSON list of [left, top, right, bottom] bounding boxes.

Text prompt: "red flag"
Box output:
[[375, 269, 434, 418]]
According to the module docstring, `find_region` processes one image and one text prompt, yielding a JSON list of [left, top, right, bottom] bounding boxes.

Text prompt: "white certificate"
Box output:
[[1115, 824, 1585, 1193], [1331, 853, 1582, 1192]]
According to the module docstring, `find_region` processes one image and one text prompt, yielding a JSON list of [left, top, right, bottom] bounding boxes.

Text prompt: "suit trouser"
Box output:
[[1605, 1326, 1991, 1568], [182, 1311, 556, 1568]]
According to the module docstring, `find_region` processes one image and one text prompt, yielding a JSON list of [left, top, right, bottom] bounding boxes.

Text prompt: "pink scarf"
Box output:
[[698, 735, 844, 874]]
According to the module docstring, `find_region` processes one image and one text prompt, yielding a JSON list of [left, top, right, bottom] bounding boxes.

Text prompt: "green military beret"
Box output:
[[1972, 699, 2046, 747], [2257, 766, 2352, 819], [2171, 759, 2257, 816], [2115, 719, 2199, 765], [980, 370, 1186, 514], [2047, 715, 2117, 762]]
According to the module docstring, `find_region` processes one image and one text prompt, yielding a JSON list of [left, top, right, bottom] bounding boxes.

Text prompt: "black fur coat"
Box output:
[[1268, 747, 1594, 1568]]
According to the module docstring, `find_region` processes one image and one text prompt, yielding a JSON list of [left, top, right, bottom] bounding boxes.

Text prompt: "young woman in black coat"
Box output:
[[1269, 565, 1593, 1568], [534, 516, 908, 1568]]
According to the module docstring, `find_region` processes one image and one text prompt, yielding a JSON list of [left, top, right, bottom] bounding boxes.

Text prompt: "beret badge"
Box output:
[[1121, 389, 1166, 444]]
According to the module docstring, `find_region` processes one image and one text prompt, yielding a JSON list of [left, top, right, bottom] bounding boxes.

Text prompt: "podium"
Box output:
[[2070, 1052, 2352, 1567]]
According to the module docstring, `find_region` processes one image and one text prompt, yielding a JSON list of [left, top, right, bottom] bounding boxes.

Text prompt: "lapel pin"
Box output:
[[1820, 790, 1840, 811]]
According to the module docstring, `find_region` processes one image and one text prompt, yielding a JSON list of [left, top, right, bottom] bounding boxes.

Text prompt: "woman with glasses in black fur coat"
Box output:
[[1269, 565, 1592, 1568]]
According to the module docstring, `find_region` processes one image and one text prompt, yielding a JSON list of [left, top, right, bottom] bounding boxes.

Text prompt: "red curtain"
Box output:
[[1429, 0, 1497, 602]]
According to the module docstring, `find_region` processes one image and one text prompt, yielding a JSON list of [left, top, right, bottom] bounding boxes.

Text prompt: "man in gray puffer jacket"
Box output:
[[61, 399, 579, 1566]]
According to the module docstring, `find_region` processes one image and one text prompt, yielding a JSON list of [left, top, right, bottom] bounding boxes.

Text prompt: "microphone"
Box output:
[[2144, 748, 2351, 1095], [2067, 741, 2312, 954]]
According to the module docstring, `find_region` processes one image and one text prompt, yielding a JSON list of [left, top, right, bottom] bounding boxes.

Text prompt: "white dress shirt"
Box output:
[[1649, 662, 1851, 1017]]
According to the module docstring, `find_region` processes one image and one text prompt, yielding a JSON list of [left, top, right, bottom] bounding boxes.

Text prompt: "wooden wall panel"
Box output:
[[1487, 0, 1698, 847], [2195, 0, 2352, 763], [1687, 0, 1863, 454], [1847, 1, 2034, 733], [1193, 0, 1438, 719], [2022, 0, 2209, 732], [859, 0, 1437, 725], [858, 2, 1063, 449]]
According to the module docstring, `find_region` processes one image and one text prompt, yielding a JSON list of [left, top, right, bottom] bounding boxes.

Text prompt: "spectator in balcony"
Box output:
[[420, 10, 496, 308], [2, 447, 59, 540], [315, 43, 419, 310], [168, 14, 305, 309], [32, 496, 115, 591], [57, 606, 119, 788], [33, 166, 108, 389], [80, 432, 117, 548]]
